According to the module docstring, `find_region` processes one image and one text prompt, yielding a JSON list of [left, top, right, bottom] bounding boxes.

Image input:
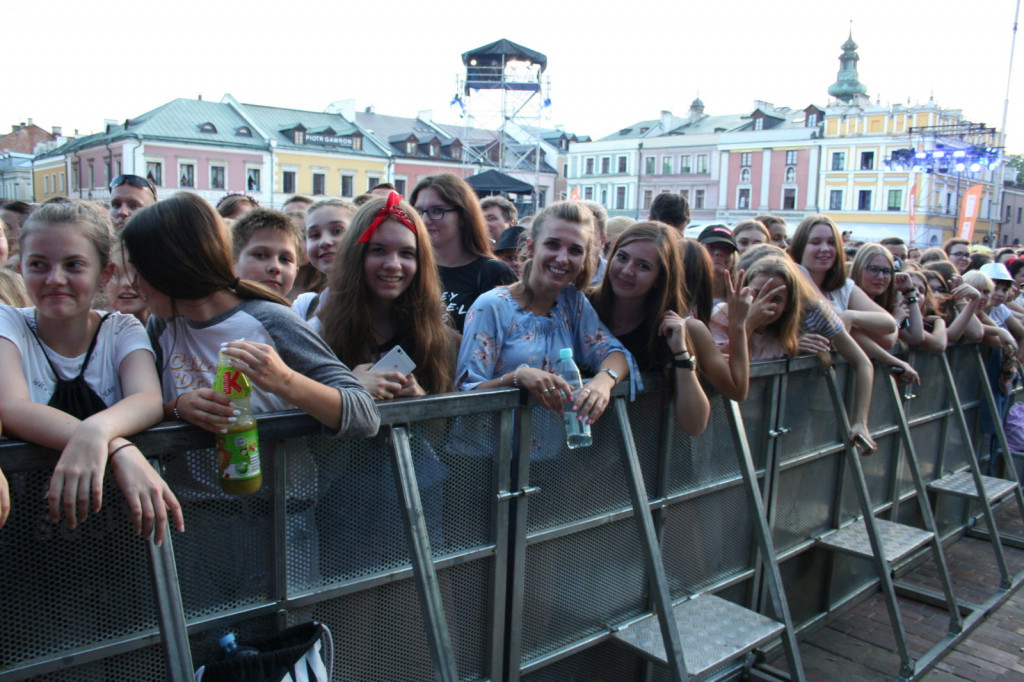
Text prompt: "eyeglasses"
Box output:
[[865, 265, 894, 278], [950, 251, 971, 259], [109, 174, 157, 198], [416, 206, 459, 221]]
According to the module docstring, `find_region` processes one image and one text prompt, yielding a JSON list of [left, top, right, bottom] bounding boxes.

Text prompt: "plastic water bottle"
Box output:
[[218, 632, 259, 662], [555, 348, 592, 449]]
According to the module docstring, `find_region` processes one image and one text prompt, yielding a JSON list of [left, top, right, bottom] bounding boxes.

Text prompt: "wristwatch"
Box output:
[[600, 367, 619, 383]]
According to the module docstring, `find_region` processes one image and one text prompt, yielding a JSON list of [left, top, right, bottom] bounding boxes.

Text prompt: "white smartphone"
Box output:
[[371, 345, 416, 376]]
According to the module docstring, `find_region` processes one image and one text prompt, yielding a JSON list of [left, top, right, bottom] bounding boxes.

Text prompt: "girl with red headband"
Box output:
[[320, 192, 457, 399]]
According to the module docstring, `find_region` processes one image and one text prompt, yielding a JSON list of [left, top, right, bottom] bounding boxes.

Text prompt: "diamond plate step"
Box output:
[[928, 471, 1018, 502], [817, 518, 933, 563], [612, 593, 784, 675]]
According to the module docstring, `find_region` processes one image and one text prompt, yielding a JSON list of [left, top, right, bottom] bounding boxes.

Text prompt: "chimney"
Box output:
[[27, 117, 33, 126], [418, 109, 433, 123], [52, 126, 62, 136], [326, 99, 356, 120], [660, 110, 674, 132]]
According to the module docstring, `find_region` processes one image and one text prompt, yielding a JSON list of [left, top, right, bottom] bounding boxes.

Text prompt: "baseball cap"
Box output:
[[496, 225, 526, 252], [697, 224, 737, 251]]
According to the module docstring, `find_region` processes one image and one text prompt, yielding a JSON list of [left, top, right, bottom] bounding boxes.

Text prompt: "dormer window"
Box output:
[[294, 130, 304, 144], [200, 122, 217, 133], [236, 126, 252, 137], [429, 144, 438, 157], [351, 135, 363, 151], [806, 113, 818, 127], [754, 117, 764, 131], [406, 141, 417, 154]]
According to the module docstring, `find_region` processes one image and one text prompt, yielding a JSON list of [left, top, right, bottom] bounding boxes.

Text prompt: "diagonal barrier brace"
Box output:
[[928, 352, 1016, 588], [882, 371, 964, 661], [818, 367, 917, 681], [607, 397, 688, 681], [725, 398, 805, 682], [389, 425, 459, 682]]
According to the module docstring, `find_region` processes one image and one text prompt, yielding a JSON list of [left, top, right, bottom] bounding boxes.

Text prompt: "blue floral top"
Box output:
[[456, 287, 641, 398]]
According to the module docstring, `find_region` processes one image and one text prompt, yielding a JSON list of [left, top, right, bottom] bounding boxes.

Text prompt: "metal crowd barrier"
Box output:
[[0, 342, 1020, 681]]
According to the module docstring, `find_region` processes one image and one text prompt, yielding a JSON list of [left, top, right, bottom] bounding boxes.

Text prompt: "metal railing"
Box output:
[[0, 342, 1014, 681]]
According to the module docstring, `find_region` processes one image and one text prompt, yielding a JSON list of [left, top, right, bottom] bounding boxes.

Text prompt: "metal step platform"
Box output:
[[817, 518, 934, 564], [928, 471, 1018, 502], [612, 593, 784, 676]]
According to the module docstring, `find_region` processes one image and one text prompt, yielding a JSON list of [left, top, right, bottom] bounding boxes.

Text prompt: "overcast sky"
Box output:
[[7, 0, 1022, 150]]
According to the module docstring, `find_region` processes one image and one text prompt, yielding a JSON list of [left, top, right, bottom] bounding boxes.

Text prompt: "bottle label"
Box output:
[[216, 427, 261, 481]]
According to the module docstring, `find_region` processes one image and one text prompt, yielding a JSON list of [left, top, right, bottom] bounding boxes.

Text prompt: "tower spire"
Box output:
[[828, 28, 868, 103]]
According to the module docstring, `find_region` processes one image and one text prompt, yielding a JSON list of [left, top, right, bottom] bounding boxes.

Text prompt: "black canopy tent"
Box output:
[[465, 169, 536, 219]]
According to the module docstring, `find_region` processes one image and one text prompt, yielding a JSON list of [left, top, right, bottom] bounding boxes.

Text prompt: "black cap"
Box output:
[[697, 224, 737, 251], [496, 225, 527, 252]]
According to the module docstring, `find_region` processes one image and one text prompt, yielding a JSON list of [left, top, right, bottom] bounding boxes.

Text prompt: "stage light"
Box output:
[[953, 150, 966, 158], [933, 151, 945, 158], [955, 162, 966, 172], [915, 151, 927, 159], [969, 163, 981, 172]]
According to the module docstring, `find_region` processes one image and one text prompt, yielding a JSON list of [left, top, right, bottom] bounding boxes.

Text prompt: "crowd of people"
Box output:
[[0, 176, 1021, 546]]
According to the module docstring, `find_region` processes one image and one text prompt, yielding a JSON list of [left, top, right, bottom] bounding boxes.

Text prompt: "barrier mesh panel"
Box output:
[[741, 374, 776, 471], [950, 345, 982, 406], [661, 483, 755, 598], [859, 432, 898, 510], [31, 642, 167, 681], [907, 352, 949, 420], [909, 419, 944, 487], [521, 640, 644, 681], [773, 455, 841, 552], [626, 390, 669, 498], [520, 520, 647, 665], [868, 370, 899, 430], [668, 394, 745, 494], [525, 405, 632, 532], [164, 446, 275, 617], [0, 470, 157, 674], [779, 368, 842, 463]]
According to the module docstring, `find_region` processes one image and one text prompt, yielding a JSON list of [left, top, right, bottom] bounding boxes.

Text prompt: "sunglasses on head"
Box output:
[[109, 174, 157, 198]]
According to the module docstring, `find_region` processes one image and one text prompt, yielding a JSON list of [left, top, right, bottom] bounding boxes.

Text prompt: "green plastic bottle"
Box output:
[[212, 349, 262, 495]]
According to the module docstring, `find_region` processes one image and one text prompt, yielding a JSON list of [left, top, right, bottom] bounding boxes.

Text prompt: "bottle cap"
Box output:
[[559, 348, 573, 360], [219, 633, 237, 649]]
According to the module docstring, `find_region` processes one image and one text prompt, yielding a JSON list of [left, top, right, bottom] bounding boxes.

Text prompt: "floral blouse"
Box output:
[[456, 286, 641, 398]]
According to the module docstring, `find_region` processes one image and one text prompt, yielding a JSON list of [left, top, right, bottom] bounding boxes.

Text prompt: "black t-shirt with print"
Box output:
[[440, 257, 517, 332]]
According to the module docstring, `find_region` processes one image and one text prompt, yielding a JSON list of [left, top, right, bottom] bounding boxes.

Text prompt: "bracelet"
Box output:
[[513, 364, 529, 388], [173, 394, 183, 421], [109, 442, 136, 460], [672, 349, 690, 358], [906, 296, 918, 304]]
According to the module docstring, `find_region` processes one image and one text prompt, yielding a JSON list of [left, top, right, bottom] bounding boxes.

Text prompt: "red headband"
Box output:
[[357, 191, 417, 243]]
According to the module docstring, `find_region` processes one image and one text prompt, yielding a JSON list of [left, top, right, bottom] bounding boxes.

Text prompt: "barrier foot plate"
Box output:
[[612, 593, 784, 675], [817, 518, 933, 564], [928, 471, 1018, 502]]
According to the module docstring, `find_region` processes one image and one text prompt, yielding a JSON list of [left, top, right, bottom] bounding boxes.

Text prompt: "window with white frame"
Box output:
[[887, 189, 902, 211], [783, 188, 796, 210], [341, 175, 354, 197], [645, 157, 655, 174], [406, 141, 417, 154], [740, 153, 752, 167], [680, 155, 691, 173], [642, 189, 653, 210], [583, 186, 594, 200], [695, 155, 708, 173], [312, 172, 326, 196], [367, 175, 380, 191], [210, 165, 226, 190], [785, 150, 798, 165], [679, 188, 689, 201], [663, 157, 673, 174], [178, 163, 195, 188], [807, 112, 818, 127], [829, 190, 843, 210], [615, 186, 626, 210], [693, 189, 705, 209], [860, 151, 875, 170], [395, 178, 407, 195], [282, 170, 296, 194], [754, 118, 764, 131], [246, 168, 260, 191], [585, 158, 594, 175], [617, 156, 627, 173], [44, 175, 50, 194], [831, 152, 845, 171], [601, 157, 610, 174], [146, 161, 163, 186], [737, 188, 750, 209], [59, 172, 65, 192], [601, 189, 608, 206], [858, 189, 872, 211]]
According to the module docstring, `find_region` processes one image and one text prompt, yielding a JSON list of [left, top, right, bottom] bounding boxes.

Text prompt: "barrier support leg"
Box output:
[[390, 426, 458, 682], [147, 515, 194, 681]]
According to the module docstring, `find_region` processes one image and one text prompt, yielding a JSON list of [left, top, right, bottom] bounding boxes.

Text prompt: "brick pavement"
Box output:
[[777, 504, 1024, 681]]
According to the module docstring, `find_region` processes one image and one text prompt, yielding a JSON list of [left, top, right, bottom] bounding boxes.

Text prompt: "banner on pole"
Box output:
[[958, 184, 984, 242]]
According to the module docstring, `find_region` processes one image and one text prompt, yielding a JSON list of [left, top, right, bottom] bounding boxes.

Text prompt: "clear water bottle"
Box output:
[[555, 348, 593, 449], [218, 632, 259, 662]]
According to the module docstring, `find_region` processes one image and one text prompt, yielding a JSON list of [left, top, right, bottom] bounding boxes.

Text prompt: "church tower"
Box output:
[[827, 31, 868, 103]]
